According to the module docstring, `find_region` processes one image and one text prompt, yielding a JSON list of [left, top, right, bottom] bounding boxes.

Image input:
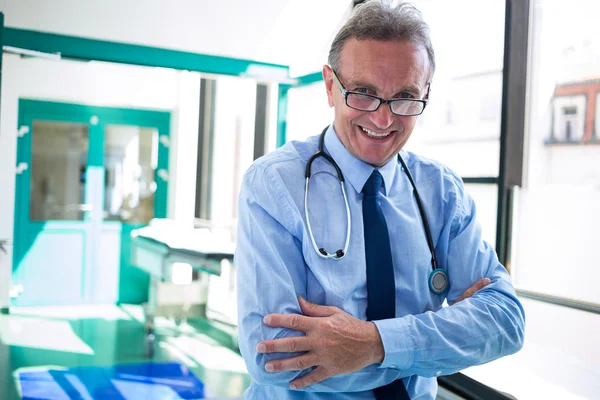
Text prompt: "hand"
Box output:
[[257, 296, 384, 390], [452, 277, 492, 305]]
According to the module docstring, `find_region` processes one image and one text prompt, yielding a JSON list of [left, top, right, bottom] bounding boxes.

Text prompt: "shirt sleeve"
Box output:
[[373, 173, 526, 377], [236, 165, 398, 392]]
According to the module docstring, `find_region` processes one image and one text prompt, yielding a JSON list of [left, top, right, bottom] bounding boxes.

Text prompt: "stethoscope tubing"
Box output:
[[304, 126, 448, 293]]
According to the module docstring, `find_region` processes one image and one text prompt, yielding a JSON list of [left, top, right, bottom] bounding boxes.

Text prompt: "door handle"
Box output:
[[64, 204, 94, 211]]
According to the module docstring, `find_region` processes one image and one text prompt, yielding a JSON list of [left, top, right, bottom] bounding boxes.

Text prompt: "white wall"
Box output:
[[0, 54, 201, 307], [0, 0, 352, 77], [286, 81, 334, 143]]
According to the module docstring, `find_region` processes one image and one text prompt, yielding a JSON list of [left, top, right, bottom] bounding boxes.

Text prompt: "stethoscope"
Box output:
[[304, 127, 449, 295]]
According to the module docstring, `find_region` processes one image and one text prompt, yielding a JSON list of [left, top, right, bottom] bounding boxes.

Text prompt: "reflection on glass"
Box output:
[[29, 121, 89, 221], [104, 125, 158, 223]]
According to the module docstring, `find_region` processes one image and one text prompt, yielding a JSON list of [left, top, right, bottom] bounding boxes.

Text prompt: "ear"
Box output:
[[323, 65, 335, 108]]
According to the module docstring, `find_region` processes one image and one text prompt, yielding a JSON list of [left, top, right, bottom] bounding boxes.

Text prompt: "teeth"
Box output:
[[361, 127, 391, 138]]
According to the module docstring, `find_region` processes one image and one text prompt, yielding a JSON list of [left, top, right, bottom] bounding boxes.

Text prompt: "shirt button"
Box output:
[[435, 370, 442, 376], [390, 364, 397, 369]]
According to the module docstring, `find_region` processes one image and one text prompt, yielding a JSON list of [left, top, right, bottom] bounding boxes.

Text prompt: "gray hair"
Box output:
[[328, 0, 435, 81]]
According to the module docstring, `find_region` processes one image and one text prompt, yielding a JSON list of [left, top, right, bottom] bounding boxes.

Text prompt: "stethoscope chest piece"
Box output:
[[429, 268, 448, 294]]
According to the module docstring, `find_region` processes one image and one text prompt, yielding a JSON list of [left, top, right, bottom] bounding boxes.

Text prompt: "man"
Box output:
[[235, 1, 525, 399]]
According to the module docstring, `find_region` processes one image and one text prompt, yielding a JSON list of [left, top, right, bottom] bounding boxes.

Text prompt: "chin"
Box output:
[[359, 152, 390, 167]]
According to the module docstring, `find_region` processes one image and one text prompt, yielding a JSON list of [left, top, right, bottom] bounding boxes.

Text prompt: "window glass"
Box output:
[[104, 125, 159, 223], [466, 1, 600, 399], [29, 121, 89, 221], [405, 0, 505, 178], [513, 0, 600, 306]]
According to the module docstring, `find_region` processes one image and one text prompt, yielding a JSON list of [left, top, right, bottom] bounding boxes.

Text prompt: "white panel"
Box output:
[[93, 229, 121, 303], [15, 232, 85, 306], [171, 72, 201, 222], [210, 76, 257, 226]]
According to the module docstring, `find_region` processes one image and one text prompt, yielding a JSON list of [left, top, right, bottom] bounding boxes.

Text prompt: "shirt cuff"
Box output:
[[373, 317, 415, 370]]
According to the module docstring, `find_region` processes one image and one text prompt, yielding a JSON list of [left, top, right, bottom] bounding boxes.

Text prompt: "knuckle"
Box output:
[[287, 339, 297, 353], [317, 319, 333, 330], [294, 358, 307, 370], [289, 315, 300, 329]]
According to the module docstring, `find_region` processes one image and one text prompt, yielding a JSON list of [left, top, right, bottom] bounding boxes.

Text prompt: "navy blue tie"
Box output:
[[363, 170, 410, 400]]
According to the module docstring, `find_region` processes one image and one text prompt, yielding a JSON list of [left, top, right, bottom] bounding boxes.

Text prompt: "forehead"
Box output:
[[338, 38, 430, 89]]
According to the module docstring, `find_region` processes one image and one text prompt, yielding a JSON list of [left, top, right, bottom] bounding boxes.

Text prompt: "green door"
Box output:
[[13, 100, 170, 306]]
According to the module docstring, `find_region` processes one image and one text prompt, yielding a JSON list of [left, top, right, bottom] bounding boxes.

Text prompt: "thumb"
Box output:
[[298, 296, 337, 317]]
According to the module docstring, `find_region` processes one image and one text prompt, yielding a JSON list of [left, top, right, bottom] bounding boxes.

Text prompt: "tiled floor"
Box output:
[[0, 305, 250, 399]]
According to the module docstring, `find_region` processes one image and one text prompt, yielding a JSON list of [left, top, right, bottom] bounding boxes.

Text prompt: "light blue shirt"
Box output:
[[235, 125, 525, 399]]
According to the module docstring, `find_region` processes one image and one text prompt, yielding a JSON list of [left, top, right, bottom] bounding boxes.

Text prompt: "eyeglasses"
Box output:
[[329, 67, 428, 117]]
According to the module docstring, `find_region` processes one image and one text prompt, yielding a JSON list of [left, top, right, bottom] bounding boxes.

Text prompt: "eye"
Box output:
[[354, 87, 371, 94], [395, 92, 415, 99]]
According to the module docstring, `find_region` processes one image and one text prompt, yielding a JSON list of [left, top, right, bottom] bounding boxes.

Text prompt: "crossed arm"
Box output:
[[235, 168, 525, 392], [257, 279, 491, 390]]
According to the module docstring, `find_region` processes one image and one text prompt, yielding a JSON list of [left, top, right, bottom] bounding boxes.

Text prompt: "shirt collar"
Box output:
[[323, 124, 398, 195]]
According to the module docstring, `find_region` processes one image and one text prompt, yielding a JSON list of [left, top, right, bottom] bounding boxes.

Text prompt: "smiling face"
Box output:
[[324, 38, 430, 167]]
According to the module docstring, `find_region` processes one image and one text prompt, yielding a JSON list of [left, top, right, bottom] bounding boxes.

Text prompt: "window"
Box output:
[[550, 94, 586, 143], [405, 1, 505, 179], [479, 1, 600, 399]]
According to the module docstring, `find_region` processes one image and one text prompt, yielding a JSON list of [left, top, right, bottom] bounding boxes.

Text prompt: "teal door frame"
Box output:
[[14, 99, 170, 306]]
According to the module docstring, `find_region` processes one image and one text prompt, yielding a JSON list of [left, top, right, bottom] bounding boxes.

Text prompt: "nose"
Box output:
[[369, 102, 394, 130]]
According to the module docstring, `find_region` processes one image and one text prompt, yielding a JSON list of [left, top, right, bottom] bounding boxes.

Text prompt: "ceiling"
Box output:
[[0, 0, 353, 76]]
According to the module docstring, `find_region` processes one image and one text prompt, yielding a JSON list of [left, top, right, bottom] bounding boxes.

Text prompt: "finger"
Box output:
[[455, 278, 489, 303], [264, 354, 315, 373], [257, 336, 315, 354], [455, 277, 492, 304], [290, 366, 331, 389], [298, 296, 338, 317], [263, 313, 314, 332]]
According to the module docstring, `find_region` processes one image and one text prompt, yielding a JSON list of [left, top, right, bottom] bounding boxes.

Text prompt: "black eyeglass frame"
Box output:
[[328, 65, 430, 117]]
